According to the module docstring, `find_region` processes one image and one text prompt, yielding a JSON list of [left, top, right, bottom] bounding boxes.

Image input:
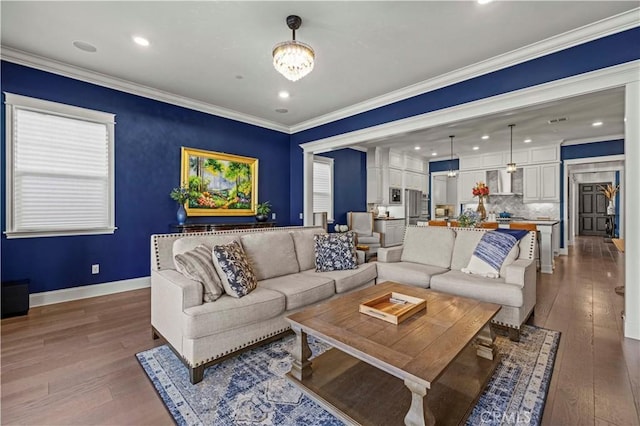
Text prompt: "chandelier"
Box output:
[[273, 15, 315, 82], [506, 124, 517, 173], [447, 135, 457, 178]]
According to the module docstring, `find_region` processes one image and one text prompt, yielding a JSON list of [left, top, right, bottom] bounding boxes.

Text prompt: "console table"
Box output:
[[170, 221, 276, 233]]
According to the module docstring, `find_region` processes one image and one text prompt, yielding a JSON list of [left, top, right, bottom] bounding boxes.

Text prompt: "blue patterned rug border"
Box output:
[[136, 324, 561, 426]]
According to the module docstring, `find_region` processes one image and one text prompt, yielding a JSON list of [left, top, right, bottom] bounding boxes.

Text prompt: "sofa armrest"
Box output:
[[356, 250, 366, 265], [377, 246, 403, 263], [504, 258, 535, 287], [151, 269, 203, 351]]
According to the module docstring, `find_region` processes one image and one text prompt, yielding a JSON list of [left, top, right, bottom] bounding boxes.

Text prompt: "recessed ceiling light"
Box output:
[[592, 121, 603, 127], [133, 36, 150, 47], [478, 0, 493, 4], [73, 40, 97, 53], [414, 146, 421, 150], [278, 91, 290, 99], [472, 146, 480, 150], [524, 138, 532, 143], [431, 152, 437, 156], [481, 135, 489, 140]]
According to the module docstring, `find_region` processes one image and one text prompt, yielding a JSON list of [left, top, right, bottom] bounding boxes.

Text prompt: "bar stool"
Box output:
[[480, 222, 498, 229], [427, 220, 448, 227], [509, 223, 540, 270]]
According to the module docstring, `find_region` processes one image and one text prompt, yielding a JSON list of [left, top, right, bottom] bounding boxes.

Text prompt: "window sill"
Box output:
[[4, 227, 117, 239]]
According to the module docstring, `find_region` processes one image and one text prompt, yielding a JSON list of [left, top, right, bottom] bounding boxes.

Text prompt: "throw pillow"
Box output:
[[462, 231, 520, 279], [174, 245, 224, 302], [212, 240, 257, 298], [314, 232, 358, 272]]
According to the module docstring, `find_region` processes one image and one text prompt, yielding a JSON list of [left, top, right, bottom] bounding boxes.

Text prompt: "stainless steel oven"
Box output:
[[389, 187, 402, 204]]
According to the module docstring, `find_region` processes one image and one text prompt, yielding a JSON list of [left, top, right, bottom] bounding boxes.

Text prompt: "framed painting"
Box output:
[[181, 147, 258, 216]]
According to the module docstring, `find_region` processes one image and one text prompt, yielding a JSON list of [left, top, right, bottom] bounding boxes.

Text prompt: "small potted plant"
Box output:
[[255, 201, 272, 222]]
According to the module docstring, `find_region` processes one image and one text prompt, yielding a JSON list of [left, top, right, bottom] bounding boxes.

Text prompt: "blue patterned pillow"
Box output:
[[462, 231, 519, 278], [212, 241, 257, 298], [314, 232, 358, 272]]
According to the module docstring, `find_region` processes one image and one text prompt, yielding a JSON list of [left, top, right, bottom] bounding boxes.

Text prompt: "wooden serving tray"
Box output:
[[359, 292, 426, 324]]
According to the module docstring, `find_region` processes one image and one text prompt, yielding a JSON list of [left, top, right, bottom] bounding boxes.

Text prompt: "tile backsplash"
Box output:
[[463, 195, 560, 219]]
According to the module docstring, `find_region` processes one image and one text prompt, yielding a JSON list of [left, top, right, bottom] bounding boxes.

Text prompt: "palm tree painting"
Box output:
[[180, 147, 258, 216]]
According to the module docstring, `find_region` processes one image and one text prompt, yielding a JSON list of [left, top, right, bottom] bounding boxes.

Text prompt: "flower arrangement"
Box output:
[[599, 184, 619, 200], [472, 181, 490, 198], [458, 209, 480, 228], [169, 185, 193, 205]]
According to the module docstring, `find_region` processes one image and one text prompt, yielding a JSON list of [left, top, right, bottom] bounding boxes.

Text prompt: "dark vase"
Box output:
[[255, 214, 268, 222], [177, 204, 187, 225]]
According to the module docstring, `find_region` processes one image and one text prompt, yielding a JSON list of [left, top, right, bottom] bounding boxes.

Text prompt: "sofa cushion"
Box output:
[[174, 244, 224, 302], [290, 228, 325, 272], [376, 261, 448, 288], [240, 232, 299, 281], [356, 235, 381, 245], [450, 229, 484, 271], [172, 235, 240, 270], [301, 262, 377, 294], [401, 227, 455, 268], [430, 270, 523, 307], [314, 232, 358, 272], [182, 287, 286, 339], [259, 272, 335, 310], [212, 241, 257, 298], [462, 231, 520, 278]]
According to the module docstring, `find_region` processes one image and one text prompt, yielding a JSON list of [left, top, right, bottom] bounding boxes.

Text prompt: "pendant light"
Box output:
[[506, 124, 517, 173], [447, 135, 457, 178], [272, 15, 315, 82]]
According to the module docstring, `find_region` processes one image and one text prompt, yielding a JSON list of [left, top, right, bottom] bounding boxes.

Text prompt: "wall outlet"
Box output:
[[299, 213, 303, 220], [271, 213, 276, 220], [91, 264, 99, 274]]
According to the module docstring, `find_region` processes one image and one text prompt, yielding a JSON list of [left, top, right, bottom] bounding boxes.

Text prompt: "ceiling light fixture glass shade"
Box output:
[[506, 124, 517, 173], [273, 15, 315, 82], [447, 135, 457, 178]]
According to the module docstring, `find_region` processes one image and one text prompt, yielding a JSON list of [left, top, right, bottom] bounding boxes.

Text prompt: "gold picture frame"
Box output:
[[181, 147, 258, 216]]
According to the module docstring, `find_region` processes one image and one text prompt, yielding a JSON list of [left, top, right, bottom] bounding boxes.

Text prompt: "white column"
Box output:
[[302, 150, 314, 226], [625, 80, 640, 340], [538, 224, 554, 274]]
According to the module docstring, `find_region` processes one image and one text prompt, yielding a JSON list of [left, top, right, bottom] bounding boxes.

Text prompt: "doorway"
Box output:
[[578, 183, 608, 236]]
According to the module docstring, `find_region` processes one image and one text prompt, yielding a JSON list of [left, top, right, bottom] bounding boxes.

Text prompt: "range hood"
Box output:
[[490, 169, 522, 195]]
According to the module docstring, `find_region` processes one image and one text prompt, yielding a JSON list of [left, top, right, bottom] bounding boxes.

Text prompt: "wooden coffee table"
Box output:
[[285, 281, 501, 426]]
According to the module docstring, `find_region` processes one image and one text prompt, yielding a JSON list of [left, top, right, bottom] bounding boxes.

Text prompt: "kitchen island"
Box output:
[[507, 219, 560, 274]]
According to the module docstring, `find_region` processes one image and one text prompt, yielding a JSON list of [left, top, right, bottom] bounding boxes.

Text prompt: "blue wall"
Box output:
[[318, 149, 367, 227], [1, 61, 291, 293]]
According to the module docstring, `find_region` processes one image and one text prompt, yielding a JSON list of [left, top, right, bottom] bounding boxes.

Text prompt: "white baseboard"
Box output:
[[559, 248, 569, 256], [29, 277, 150, 307]]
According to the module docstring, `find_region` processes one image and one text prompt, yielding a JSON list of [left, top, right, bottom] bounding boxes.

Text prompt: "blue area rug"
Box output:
[[136, 325, 559, 426]]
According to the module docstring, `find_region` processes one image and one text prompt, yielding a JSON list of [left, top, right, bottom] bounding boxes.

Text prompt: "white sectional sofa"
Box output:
[[376, 225, 537, 341], [150, 226, 376, 384]]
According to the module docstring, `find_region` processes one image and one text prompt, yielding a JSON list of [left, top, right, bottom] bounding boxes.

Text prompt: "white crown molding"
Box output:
[[561, 133, 625, 146], [300, 60, 640, 154], [291, 8, 640, 133], [29, 276, 150, 307], [0, 47, 290, 134]]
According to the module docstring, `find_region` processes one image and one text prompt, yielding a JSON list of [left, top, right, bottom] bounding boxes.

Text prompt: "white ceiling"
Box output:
[[1, 1, 636, 154]]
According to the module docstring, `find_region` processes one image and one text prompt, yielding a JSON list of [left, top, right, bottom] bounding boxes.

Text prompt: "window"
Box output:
[[313, 156, 334, 221], [4, 93, 116, 238]]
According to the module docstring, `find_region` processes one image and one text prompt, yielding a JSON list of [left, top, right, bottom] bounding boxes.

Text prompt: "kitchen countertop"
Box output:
[[511, 219, 560, 225], [374, 217, 405, 221]]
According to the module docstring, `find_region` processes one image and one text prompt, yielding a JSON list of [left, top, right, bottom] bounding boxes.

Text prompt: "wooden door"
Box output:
[[579, 183, 608, 236]]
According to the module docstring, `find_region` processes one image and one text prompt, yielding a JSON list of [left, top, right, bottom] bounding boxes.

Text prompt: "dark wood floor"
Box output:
[[1, 236, 638, 425]]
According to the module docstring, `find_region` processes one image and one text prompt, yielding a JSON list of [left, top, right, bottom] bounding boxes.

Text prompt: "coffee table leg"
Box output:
[[476, 323, 497, 360], [290, 325, 312, 381], [403, 379, 435, 426]]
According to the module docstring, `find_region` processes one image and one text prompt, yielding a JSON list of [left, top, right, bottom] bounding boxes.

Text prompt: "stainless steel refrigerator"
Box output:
[[405, 189, 422, 226]]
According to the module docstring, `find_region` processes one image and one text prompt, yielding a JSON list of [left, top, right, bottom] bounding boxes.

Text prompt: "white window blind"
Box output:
[[313, 156, 333, 221], [5, 93, 116, 238]]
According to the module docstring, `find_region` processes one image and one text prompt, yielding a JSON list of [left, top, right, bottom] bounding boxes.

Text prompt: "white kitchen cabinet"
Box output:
[[374, 219, 406, 247], [523, 164, 559, 202], [404, 170, 425, 191], [457, 170, 486, 204], [389, 168, 403, 188], [367, 167, 382, 203]]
